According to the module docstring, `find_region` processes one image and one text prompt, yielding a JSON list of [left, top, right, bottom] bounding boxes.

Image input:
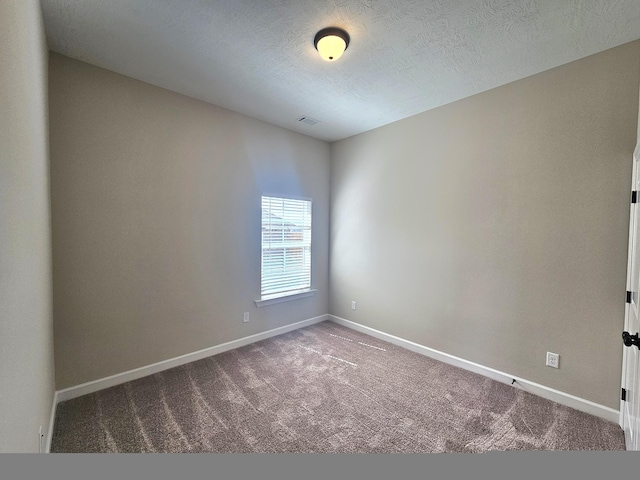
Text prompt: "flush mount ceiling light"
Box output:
[[314, 27, 350, 62]]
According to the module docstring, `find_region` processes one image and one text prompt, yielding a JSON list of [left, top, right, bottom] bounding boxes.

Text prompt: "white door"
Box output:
[[621, 93, 640, 451]]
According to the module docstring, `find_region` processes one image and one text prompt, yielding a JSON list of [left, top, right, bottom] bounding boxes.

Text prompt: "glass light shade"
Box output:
[[316, 34, 347, 61]]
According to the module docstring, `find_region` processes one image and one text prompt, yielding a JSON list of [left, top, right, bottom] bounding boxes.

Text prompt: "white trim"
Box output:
[[45, 391, 58, 453], [619, 140, 639, 444], [56, 314, 328, 403], [255, 289, 317, 307], [261, 192, 313, 203], [329, 315, 620, 424]]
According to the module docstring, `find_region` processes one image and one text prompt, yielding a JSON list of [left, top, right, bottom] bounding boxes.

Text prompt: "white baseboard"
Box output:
[[56, 314, 328, 403], [45, 390, 58, 453], [329, 315, 620, 424]]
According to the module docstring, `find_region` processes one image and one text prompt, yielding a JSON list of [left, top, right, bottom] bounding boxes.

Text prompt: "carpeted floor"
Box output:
[[51, 321, 626, 453]]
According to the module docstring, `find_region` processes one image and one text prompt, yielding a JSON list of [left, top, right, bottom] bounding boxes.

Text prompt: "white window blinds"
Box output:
[[261, 196, 312, 298]]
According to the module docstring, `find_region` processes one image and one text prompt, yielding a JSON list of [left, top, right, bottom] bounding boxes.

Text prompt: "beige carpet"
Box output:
[[51, 321, 625, 452]]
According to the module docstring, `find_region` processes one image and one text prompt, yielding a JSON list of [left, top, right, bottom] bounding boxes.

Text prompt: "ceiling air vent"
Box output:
[[297, 116, 320, 126]]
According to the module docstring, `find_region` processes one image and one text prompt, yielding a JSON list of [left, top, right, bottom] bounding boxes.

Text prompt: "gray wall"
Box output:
[[0, 0, 55, 452], [330, 41, 640, 409], [49, 53, 330, 389]]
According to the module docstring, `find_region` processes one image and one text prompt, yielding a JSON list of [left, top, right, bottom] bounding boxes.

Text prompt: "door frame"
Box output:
[[620, 153, 636, 449]]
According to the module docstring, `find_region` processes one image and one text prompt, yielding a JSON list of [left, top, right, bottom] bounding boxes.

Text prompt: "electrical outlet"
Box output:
[[546, 352, 559, 369], [351, 301, 357, 310], [39, 425, 44, 453], [243, 312, 250, 323]]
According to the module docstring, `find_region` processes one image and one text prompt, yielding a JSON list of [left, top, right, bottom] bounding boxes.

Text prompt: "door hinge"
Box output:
[[627, 291, 633, 304], [621, 388, 627, 401], [632, 191, 638, 204]]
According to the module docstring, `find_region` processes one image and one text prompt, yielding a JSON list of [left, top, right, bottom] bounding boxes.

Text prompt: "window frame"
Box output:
[[255, 194, 315, 307]]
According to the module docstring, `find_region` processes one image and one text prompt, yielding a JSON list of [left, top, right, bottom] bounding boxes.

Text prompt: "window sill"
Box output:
[[254, 289, 317, 308]]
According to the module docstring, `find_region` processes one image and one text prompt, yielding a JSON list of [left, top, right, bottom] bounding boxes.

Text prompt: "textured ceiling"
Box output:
[[41, 0, 640, 142]]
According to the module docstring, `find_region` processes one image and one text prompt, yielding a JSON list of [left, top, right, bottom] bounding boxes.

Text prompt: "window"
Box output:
[[260, 196, 312, 302]]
